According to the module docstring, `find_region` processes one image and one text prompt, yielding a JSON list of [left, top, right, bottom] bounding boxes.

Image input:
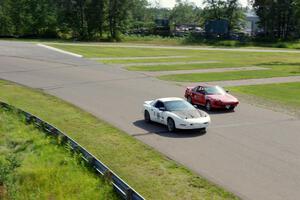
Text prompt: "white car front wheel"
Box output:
[[167, 118, 176, 132]]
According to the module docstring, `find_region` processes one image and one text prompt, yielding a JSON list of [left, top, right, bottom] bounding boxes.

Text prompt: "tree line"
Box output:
[[0, 0, 147, 40], [0, 0, 300, 40], [252, 0, 300, 39]]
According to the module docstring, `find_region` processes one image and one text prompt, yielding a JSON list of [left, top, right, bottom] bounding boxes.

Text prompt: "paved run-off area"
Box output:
[[1, 41, 300, 200]]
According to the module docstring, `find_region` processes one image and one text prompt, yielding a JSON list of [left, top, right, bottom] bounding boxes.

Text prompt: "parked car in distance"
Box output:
[[143, 97, 210, 132], [185, 84, 239, 111]]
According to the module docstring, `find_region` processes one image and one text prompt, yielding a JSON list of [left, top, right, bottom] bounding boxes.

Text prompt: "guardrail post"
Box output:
[[104, 170, 113, 181], [126, 188, 133, 200]]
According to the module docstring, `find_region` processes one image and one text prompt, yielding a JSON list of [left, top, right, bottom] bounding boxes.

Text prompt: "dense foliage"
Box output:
[[169, 0, 202, 25], [202, 0, 245, 32], [1, 0, 300, 40], [252, 0, 300, 39], [0, 0, 143, 40]]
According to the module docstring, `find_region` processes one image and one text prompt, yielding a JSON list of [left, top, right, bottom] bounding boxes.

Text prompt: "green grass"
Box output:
[[49, 43, 300, 70], [50, 44, 300, 83], [50, 44, 185, 58], [126, 63, 246, 71], [0, 110, 117, 200], [0, 80, 238, 200], [49, 44, 300, 82], [158, 64, 300, 82], [123, 35, 300, 49], [3, 36, 300, 49], [229, 82, 300, 110], [122, 35, 183, 46]]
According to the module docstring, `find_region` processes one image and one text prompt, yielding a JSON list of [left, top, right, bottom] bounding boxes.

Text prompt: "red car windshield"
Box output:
[[205, 86, 226, 95]]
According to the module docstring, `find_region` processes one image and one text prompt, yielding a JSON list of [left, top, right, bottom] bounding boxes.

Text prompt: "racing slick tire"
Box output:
[[205, 101, 212, 111], [187, 96, 192, 104], [144, 110, 151, 123], [167, 118, 176, 132]]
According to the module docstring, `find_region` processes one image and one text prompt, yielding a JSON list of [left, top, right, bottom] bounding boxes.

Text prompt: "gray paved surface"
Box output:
[[1, 41, 300, 200]]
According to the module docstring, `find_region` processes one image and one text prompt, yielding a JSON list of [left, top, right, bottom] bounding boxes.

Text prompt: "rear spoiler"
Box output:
[[144, 100, 153, 105]]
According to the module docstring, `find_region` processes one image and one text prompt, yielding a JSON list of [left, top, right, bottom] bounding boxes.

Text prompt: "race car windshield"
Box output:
[[165, 100, 195, 111], [205, 86, 226, 95]]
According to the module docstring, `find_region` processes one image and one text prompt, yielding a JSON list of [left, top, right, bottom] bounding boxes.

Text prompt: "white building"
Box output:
[[244, 10, 260, 35]]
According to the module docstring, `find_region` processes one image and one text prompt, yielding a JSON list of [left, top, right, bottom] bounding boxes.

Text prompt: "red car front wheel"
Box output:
[[187, 96, 192, 104], [205, 101, 212, 111]]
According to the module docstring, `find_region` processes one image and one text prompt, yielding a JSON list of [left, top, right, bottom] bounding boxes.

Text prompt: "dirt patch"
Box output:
[[0, 185, 7, 199]]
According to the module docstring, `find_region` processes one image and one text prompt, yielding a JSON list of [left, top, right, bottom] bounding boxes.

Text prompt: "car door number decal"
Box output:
[[157, 112, 160, 118]]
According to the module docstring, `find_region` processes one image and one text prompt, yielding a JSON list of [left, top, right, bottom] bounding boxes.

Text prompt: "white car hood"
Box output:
[[172, 109, 206, 119]]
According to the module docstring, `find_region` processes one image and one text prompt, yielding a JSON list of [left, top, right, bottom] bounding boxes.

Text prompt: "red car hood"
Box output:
[[207, 93, 238, 103]]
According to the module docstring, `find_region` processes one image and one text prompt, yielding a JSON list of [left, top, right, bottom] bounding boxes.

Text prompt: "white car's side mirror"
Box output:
[[159, 107, 166, 111]]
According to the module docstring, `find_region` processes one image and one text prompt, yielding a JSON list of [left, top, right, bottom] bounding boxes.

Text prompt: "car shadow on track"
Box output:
[[197, 106, 236, 115], [133, 120, 206, 138]]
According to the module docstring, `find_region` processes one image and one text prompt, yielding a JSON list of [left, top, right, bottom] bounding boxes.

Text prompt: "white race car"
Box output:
[[143, 97, 211, 132]]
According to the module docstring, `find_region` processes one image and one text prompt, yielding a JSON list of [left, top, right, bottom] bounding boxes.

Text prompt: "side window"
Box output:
[[197, 86, 205, 93], [193, 86, 199, 92], [154, 101, 164, 108]]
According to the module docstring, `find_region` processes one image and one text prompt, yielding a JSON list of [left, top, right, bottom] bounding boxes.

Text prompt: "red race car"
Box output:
[[185, 84, 239, 111]]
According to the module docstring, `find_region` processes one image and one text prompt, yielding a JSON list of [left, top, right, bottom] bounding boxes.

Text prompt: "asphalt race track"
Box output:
[[1, 41, 300, 200]]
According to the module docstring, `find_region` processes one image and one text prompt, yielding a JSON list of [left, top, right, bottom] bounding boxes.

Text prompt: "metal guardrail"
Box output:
[[0, 101, 145, 200]]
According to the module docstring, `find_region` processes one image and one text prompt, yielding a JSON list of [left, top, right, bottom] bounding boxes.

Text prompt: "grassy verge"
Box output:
[[115, 35, 300, 49], [49, 44, 300, 73], [229, 82, 300, 111], [0, 109, 117, 199], [49, 44, 187, 58], [126, 63, 247, 71], [122, 35, 183, 46], [0, 80, 238, 200], [158, 65, 300, 82], [123, 35, 300, 49], [2, 37, 300, 49]]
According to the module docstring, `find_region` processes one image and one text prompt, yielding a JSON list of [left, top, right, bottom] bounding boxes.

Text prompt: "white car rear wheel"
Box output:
[[144, 110, 151, 123]]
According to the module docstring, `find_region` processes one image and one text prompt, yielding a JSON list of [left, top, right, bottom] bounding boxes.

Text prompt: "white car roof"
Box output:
[[157, 97, 184, 102]]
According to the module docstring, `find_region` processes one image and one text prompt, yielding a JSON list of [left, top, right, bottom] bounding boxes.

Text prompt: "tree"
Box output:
[[108, 0, 133, 40], [56, 0, 88, 39], [0, 0, 12, 35], [22, 0, 58, 37], [86, 0, 106, 38], [127, 0, 149, 30], [224, 0, 245, 32], [202, 0, 245, 32], [252, 0, 300, 39], [169, 0, 202, 25], [203, 0, 226, 20], [7, 0, 26, 35]]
